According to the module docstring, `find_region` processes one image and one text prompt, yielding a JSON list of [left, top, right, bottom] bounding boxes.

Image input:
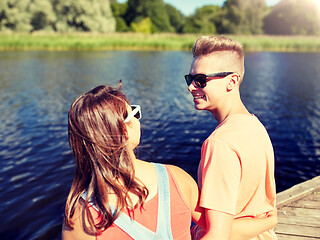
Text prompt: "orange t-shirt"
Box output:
[[198, 114, 277, 240], [89, 166, 192, 240]]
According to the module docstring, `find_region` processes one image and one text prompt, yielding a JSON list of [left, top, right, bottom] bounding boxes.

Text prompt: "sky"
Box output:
[[163, 0, 281, 15], [117, 0, 281, 16]]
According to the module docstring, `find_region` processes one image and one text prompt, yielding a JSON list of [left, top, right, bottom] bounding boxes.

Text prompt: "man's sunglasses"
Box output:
[[124, 105, 142, 123], [185, 72, 235, 88]]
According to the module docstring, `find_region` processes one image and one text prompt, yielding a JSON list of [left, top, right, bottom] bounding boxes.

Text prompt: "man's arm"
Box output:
[[193, 208, 278, 240], [201, 209, 234, 240], [231, 208, 278, 240]]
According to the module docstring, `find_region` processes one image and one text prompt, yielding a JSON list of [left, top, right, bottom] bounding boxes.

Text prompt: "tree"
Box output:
[[52, 0, 115, 32], [111, 1, 129, 32], [221, 0, 266, 34], [263, 0, 320, 35], [165, 4, 185, 33], [0, 0, 32, 31], [0, 0, 116, 32], [125, 0, 173, 33], [131, 17, 152, 33], [182, 5, 222, 34], [29, 0, 56, 31]]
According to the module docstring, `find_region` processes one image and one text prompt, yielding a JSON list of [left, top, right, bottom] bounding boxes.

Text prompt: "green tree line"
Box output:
[[0, 0, 319, 35], [0, 0, 115, 32]]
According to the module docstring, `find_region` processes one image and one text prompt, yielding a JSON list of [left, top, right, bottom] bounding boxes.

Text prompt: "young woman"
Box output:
[[62, 84, 277, 240]]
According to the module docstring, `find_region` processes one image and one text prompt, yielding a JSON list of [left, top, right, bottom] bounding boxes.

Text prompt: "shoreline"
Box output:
[[1, 33, 320, 52]]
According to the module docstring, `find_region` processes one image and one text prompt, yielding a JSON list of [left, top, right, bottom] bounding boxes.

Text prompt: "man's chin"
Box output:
[[194, 104, 212, 113], [194, 105, 204, 111]]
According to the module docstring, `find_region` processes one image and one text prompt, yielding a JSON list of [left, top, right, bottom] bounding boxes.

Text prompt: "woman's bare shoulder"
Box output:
[[62, 201, 95, 240], [165, 164, 198, 201], [166, 165, 195, 182]]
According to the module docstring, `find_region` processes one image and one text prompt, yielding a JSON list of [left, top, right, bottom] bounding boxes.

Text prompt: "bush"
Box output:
[[131, 17, 152, 34]]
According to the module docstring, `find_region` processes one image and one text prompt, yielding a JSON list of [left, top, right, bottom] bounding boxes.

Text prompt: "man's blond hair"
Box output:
[[192, 36, 245, 79]]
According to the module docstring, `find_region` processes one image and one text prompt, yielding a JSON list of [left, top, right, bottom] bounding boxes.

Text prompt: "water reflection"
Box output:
[[244, 52, 320, 185]]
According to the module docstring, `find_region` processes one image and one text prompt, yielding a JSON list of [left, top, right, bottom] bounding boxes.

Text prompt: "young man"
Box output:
[[186, 36, 277, 240]]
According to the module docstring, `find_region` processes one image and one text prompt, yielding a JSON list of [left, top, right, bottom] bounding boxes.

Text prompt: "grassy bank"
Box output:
[[1, 32, 320, 52]]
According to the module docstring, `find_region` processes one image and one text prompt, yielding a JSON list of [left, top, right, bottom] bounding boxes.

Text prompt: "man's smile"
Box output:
[[192, 94, 206, 100]]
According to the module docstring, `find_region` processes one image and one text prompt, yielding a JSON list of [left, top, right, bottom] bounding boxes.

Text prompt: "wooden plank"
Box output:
[[277, 213, 320, 227], [278, 206, 320, 219], [277, 233, 320, 240], [303, 190, 320, 201], [277, 176, 320, 208], [288, 199, 320, 209], [275, 223, 320, 238], [275, 176, 320, 240]]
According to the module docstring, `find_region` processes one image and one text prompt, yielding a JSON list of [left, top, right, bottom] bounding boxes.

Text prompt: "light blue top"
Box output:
[[81, 163, 173, 240]]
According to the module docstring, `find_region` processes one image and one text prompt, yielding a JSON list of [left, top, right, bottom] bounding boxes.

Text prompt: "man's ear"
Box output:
[[226, 74, 240, 92]]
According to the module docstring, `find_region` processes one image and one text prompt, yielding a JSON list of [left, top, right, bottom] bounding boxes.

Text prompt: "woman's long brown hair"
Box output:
[[64, 85, 148, 234]]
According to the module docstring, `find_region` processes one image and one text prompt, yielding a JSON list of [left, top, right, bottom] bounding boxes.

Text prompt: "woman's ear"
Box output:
[[227, 74, 240, 92]]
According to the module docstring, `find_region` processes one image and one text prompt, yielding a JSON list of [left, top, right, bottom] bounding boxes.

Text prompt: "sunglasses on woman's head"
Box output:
[[184, 72, 235, 88], [124, 105, 142, 123]]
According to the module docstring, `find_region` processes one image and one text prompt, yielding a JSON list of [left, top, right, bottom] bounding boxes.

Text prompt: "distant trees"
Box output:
[[264, 0, 320, 35], [0, 0, 319, 35], [165, 4, 185, 33], [125, 0, 173, 33], [52, 0, 115, 32], [115, 0, 319, 35], [29, 0, 56, 31], [0, 0, 34, 31], [182, 6, 221, 34], [221, 0, 266, 34], [0, 0, 115, 32], [110, 0, 129, 32]]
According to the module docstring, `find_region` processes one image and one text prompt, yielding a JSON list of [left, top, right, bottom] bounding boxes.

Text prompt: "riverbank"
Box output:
[[1, 32, 320, 52]]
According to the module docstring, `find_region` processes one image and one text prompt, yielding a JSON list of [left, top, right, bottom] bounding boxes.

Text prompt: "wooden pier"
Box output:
[[275, 176, 320, 240]]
